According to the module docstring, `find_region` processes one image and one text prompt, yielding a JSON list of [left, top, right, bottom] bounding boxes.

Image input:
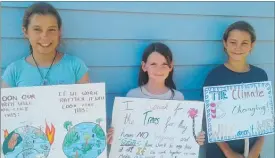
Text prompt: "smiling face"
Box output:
[[223, 29, 255, 62], [142, 51, 173, 84], [23, 14, 61, 55]]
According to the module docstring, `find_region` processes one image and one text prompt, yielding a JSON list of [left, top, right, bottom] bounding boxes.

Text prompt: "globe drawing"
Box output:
[[62, 122, 106, 158], [2, 126, 51, 158]]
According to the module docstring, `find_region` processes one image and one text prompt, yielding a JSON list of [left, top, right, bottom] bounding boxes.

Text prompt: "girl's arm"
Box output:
[[73, 56, 90, 84], [1, 81, 10, 88], [77, 72, 90, 84], [217, 142, 244, 158], [248, 136, 264, 158]]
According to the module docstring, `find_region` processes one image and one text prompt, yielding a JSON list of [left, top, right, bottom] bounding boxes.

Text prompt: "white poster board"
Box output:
[[109, 97, 204, 158], [203, 81, 274, 143], [1, 83, 107, 158]]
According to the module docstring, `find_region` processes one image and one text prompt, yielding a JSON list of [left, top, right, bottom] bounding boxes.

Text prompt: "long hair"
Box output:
[[138, 42, 176, 97]]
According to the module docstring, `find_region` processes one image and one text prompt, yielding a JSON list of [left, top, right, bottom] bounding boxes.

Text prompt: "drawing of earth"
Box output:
[[62, 122, 106, 158], [2, 126, 51, 158]]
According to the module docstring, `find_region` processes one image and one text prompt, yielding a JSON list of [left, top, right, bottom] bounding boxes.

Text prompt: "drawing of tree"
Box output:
[[84, 134, 91, 145], [188, 108, 198, 141], [64, 121, 72, 131], [96, 118, 103, 126]]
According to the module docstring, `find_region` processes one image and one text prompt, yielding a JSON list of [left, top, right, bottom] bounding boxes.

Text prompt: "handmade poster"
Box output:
[[203, 81, 274, 143], [1, 83, 107, 158], [109, 97, 204, 158]]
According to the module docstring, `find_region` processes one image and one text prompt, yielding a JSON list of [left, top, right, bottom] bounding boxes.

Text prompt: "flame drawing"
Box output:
[[45, 121, 55, 145], [3, 129, 9, 139]]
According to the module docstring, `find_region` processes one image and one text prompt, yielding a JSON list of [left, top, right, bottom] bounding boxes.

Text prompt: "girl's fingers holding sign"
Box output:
[[196, 131, 205, 145], [107, 127, 114, 144]]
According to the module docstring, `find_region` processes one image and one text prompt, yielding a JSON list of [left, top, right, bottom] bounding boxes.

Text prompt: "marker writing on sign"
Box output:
[[209, 90, 227, 101], [143, 110, 160, 125], [232, 87, 264, 100]]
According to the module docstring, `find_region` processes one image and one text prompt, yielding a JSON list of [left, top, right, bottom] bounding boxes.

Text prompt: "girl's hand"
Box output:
[[226, 151, 245, 158], [107, 127, 114, 145], [196, 131, 205, 145]]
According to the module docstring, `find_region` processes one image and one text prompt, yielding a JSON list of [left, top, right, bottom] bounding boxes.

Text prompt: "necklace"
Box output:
[[32, 52, 58, 85]]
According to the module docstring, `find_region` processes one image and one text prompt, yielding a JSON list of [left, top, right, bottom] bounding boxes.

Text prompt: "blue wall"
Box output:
[[1, 2, 274, 158]]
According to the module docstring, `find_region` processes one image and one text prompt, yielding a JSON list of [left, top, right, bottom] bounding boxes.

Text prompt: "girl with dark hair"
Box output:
[[1, 2, 90, 88], [203, 21, 267, 158], [129, 42, 183, 100], [107, 42, 205, 148]]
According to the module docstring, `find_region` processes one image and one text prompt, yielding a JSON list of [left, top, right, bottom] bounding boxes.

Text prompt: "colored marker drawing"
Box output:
[[210, 102, 226, 119], [62, 121, 106, 158], [188, 108, 199, 142], [2, 123, 54, 158]]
